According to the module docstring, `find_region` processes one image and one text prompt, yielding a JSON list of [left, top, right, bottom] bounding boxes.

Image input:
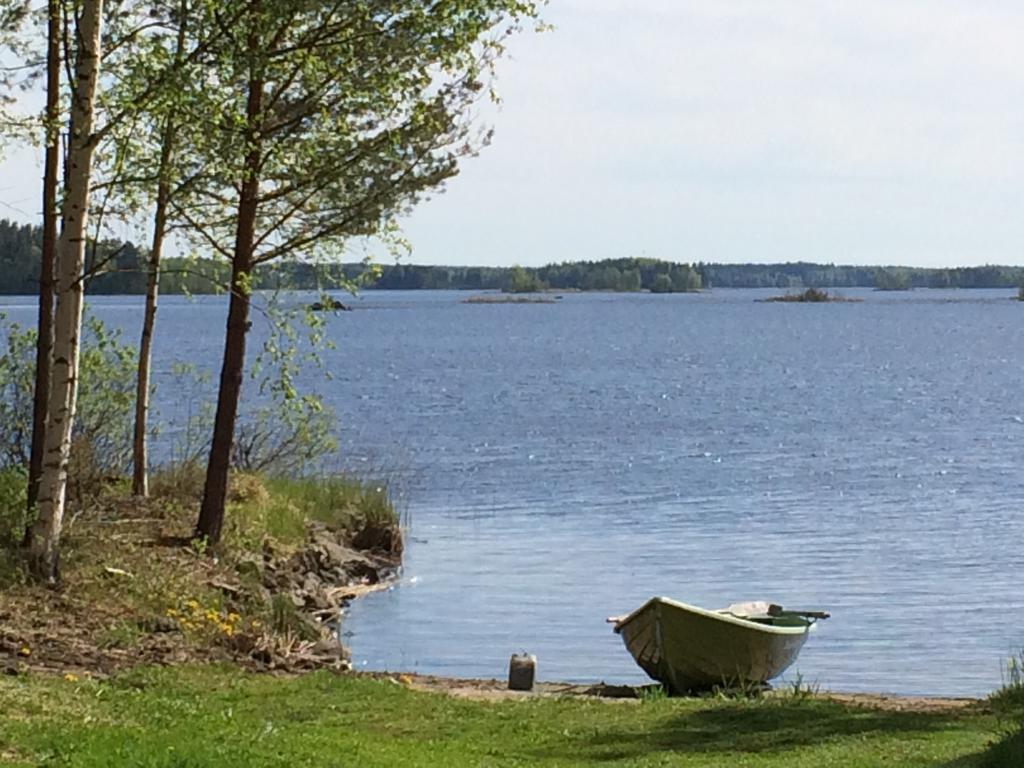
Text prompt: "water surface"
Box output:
[[5, 287, 1021, 696]]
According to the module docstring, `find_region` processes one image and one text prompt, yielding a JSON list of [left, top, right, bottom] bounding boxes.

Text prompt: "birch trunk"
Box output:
[[27, 0, 62, 513], [28, 0, 104, 581]]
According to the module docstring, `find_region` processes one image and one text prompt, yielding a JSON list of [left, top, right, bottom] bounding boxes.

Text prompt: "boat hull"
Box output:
[[614, 597, 811, 693]]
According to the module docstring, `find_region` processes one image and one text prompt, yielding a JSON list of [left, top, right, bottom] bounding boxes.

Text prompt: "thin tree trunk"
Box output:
[[196, 45, 263, 544], [132, 1, 188, 497], [27, 0, 62, 515], [28, 0, 104, 582], [131, 177, 167, 497]]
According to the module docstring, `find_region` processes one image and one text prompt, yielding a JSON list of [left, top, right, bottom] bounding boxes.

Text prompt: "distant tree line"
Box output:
[[0, 222, 703, 294], [3, 220, 1024, 295], [532, 258, 702, 293], [698, 261, 1024, 290]]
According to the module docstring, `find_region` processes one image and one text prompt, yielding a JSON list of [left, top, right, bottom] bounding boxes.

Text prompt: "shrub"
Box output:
[[0, 466, 28, 547], [0, 315, 139, 499], [70, 317, 139, 494], [231, 395, 337, 475], [0, 322, 37, 468], [163, 363, 337, 477], [799, 288, 830, 302]]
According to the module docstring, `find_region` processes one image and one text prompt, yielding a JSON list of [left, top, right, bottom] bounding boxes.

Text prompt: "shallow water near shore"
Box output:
[[5, 286, 1023, 697]]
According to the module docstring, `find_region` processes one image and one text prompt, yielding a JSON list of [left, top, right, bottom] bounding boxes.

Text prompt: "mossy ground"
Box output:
[[0, 665, 1018, 767]]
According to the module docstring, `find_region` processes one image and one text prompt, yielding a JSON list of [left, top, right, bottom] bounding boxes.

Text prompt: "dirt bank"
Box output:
[[0, 482, 402, 679]]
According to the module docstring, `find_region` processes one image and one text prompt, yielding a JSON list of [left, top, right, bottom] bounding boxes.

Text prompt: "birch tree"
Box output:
[[188, 0, 540, 544], [22, 0, 221, 579], [28, 0, 104, 580]]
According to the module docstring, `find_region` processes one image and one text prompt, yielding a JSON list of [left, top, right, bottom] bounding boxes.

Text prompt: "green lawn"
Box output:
[[0, 666, 1018, 767]]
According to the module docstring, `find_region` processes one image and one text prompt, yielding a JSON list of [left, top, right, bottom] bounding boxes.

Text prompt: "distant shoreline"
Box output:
[[0, 284, 1019, 300], [4, 222, 1023, 294]]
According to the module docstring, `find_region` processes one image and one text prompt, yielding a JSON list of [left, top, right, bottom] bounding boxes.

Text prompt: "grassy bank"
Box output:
[[0, 665, 1018, 767], [0, 469, 402, 676]]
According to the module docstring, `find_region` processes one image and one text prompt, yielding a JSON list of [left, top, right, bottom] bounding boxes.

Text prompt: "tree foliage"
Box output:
[[504, 265, 545, 293], [181, 0, 542, 543], [874, 267, 911, 291]]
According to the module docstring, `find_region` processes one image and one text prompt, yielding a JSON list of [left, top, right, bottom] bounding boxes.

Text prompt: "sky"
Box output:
[[3, 0, 1024, 268]]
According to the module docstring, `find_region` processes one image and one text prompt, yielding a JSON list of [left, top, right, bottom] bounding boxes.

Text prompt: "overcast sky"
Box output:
[[3, 0, 1024, 267]]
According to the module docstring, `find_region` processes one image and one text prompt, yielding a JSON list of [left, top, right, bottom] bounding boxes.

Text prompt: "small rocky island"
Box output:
[[310, 298, 351, 311], [761, 288, 862, 303], [463, 294, 560, 304]]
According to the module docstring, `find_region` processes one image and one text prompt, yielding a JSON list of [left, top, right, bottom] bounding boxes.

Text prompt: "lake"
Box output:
[[4, 287, 1022, 697]]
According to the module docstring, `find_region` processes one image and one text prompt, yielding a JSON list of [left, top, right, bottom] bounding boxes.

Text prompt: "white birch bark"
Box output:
[[29, 0, 105, 581]]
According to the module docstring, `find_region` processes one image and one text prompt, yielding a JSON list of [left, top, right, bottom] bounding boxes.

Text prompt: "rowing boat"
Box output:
[[608, 597, 828, 693]]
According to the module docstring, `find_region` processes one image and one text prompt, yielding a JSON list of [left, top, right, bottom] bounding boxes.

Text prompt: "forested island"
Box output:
[[3, 219, 1022, 295]]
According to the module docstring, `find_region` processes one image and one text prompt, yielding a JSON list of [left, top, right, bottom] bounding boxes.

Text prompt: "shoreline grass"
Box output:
[[0, 665, 1015, 767]]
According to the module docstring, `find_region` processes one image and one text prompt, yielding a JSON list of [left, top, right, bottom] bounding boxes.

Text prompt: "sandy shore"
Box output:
[[364, 672, 983, 713]]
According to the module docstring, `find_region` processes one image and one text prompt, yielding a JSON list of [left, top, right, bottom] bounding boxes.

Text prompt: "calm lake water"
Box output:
[[4, 287, 1022, 697]]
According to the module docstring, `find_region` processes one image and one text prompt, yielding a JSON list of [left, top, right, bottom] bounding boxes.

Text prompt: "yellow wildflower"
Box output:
[[17, 646, 30, 657], [63, 673, 78, 682]]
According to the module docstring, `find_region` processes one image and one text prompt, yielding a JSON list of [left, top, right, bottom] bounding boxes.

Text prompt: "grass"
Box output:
[[990, 651, 1024, 710], [256, 475, 401, 550], [142, 464, 400, 551], [983, 653, 1024, 768], [0, 467, 401, 675], [261, 475, 397, 531], [0, 665, 1011, 767]]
